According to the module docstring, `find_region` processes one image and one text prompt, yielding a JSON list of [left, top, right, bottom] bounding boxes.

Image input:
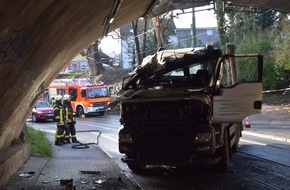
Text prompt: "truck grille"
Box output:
[[122, 100, 209, 128], [91, 102, 107, 107]]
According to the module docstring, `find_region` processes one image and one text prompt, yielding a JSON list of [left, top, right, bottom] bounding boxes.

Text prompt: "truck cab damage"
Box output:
[[112, 46, 263, 172]]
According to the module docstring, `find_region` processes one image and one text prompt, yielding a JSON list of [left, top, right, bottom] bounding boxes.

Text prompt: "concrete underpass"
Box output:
[[0, 0, 289, 187]]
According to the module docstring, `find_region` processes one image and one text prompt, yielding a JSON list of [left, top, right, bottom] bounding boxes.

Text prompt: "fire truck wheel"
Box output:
[[217, 129, 230, 172], [76, 106, 84, 117], [127, 163, 146, 173]]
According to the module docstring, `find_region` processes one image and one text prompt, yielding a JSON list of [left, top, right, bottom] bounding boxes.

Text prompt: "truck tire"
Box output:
[[127, 163, 146, 173], [232, 123, 241, 153], [77, 106, 84, 117], [217, 129, 230, 172]]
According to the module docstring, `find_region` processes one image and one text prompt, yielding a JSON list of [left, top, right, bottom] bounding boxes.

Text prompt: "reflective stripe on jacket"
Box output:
[[63, 101, 74, 123], [54, 104, 65, 125]]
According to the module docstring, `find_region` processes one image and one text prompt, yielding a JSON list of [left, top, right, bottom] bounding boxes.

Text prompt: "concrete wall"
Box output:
[[0, 143, 30, 187], [0, 0, 151, 151]]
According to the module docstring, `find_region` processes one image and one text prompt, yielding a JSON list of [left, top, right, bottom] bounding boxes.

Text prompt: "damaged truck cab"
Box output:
[[114, 46, 263, 172]]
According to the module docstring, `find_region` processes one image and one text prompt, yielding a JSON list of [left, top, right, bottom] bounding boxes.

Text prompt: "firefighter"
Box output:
[[53, 95, 67, 145], [63, 94, 79, 143], [50, 96, 56, 106]]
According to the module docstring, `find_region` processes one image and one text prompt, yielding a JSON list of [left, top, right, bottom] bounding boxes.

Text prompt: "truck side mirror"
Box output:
[[214, 80, 222, 95]]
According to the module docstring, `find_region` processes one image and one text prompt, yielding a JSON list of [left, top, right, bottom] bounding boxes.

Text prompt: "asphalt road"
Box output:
[[19, 113, 290, 190]]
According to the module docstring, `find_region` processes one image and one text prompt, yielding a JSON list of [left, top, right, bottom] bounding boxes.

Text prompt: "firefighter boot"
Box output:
[[55, 138, 63, 146], [61, 137, 68, 144], [65, 137, 71, 144], [72, 137, 79, 143]]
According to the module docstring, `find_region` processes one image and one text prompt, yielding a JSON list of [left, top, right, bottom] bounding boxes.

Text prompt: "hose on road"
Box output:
[[71, 129, 102, 149]]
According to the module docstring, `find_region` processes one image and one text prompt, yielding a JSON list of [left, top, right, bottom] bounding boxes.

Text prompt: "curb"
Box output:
[[243, 131, 290, 144]]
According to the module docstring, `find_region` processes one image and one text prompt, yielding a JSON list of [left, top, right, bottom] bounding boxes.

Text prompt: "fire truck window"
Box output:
[[69, 88, 77, 101], [87, 88, 109, 98], [57, 89, 66, 96], [81, 89, 86, 98]]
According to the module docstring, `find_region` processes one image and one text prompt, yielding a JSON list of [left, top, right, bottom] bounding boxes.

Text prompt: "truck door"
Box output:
[[213, 54, 263, 122]]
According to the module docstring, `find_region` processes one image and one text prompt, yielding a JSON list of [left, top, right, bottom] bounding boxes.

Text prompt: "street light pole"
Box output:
[[192, 7, 196, 47]]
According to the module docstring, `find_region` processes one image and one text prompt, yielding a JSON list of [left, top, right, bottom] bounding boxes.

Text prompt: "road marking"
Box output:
[[240, 139, 267, 146], [95, 132, 118, 142], [77, 121, 119, 131]]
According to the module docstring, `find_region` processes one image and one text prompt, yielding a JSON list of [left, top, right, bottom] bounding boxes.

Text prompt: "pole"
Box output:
[[192, 7, 197, 47]]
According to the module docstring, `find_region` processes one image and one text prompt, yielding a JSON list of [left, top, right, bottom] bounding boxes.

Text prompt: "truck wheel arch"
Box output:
[[76, 105, 84, 117]]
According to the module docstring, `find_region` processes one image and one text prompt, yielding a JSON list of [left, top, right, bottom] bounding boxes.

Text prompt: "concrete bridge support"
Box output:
[[0, 1, 151, 187]]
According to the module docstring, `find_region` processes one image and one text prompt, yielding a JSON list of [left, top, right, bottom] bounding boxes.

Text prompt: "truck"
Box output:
[[111, 45, 263, 172], [48, 80, 111, 116]]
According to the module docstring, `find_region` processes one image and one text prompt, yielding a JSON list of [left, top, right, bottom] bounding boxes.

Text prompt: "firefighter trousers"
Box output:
[[67, 122, 78, 142], [55, 125, 65, 144]]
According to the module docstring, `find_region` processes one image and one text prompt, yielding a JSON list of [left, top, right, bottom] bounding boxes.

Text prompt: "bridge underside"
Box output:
[[0, 0, 289, 161]]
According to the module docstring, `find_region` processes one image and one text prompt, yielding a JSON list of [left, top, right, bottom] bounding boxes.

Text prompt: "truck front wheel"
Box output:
[[232, 122, 241, 153], [217, 129, 230, 172], [127, 163, 146, 173], [76, 106, 84, 117]]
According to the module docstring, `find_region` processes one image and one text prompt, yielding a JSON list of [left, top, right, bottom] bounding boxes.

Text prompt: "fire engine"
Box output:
[[48, 80, 110, 116]]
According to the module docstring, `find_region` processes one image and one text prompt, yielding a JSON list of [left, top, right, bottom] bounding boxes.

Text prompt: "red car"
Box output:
[[31, 100, 55, 122]]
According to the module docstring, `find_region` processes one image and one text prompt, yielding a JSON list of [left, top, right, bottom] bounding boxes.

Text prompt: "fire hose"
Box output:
[[70, 129, 102, 149]]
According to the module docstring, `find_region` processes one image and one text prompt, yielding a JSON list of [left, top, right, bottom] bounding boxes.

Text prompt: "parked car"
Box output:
[[31, 99, 55, 123]]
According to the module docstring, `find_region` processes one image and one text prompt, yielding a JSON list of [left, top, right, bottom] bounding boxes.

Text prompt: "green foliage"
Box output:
[[215, 1, 227, 50], [216, 5, 290, 90], [236, 57, 258, 82], [27, 125, 52, 158], [235, 30, 279, 89], [225, 7, 278, 45], [272, 19, 290, 71]]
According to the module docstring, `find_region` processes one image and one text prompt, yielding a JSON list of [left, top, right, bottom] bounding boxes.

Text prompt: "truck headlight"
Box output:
[[119, 134, 133, 143], [195, 133, 212, 143], [196, 146, 211, 152]]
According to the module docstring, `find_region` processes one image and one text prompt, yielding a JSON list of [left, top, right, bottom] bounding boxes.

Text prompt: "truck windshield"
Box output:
[[87, 87, 109, 98]]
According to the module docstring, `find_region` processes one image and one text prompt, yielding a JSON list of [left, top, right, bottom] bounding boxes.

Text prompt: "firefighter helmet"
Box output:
[[63, 94, 70, 100], [55, 95, 62, 101]]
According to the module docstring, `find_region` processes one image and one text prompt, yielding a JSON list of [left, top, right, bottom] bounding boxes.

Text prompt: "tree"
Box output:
[[236, 31, 277, 89], [215, 4, 287, 90], [272, 18, 290, 70], [271, 18, 290, 87], [120, 16, 176, 69], [215, 1, 227, 50], [131, 20, 142, 65], [86, 41, 104, 77], [152, 16, 164, 48]]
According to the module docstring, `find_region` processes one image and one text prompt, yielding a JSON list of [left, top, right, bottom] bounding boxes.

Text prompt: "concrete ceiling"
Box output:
[[0, 0, 289, 151]]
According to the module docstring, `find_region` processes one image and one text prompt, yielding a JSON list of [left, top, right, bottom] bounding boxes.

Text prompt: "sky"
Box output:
[[173, 6, 217, 28], [99, 5, 217, 55]]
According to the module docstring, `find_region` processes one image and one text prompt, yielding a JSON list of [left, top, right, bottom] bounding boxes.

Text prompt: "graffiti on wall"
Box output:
[[0, 28, 31, 64]]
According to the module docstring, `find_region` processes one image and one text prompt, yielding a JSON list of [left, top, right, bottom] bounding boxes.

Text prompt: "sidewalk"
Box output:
[[2, 134, 138, 190], [243, 106, 290, 143]]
